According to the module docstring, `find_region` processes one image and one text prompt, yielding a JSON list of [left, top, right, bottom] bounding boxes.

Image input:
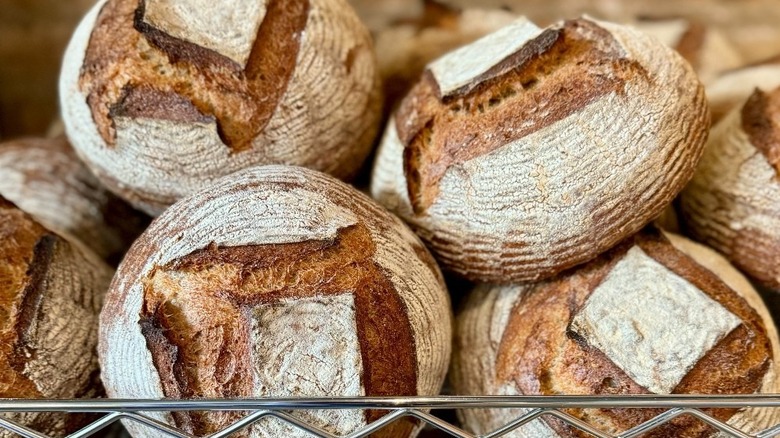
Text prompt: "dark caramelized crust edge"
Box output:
[[139, 223, 418, 437], [495, 227, 771, 438]]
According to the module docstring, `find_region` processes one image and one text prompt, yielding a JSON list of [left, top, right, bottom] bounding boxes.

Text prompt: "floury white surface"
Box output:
[[60, 0, 380, 216], [141, 0, 268, 67], [98, 166, 452, 438], [427, 17, 543, 97], [371, 17, 708, 282], [451, 233, 780, 438], [570, 246, 741, 395]]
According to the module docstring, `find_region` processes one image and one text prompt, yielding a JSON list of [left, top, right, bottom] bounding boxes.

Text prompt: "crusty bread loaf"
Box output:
[[452, 229, 780, 437], [60, 0, 382, 215], [371, 16, 708, 282], [681, 86, 780, 290], [0, 197, 113, 437], [0, 136, 149, 264], [99, 165, 452, 438]]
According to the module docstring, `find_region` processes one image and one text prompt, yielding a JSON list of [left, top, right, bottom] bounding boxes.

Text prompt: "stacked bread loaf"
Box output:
[[2, 0, 780, 437], [0, 197, 113, 437]]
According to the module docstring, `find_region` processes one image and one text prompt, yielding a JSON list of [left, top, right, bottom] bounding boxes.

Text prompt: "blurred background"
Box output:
[[2, 0, 780, 139]]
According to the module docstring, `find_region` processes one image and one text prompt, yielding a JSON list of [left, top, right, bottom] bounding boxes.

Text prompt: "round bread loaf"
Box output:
[[60, 0, 381, 215], [98, 165, 452, 438], [681, 86, 780, 290], [452, 229, 780, 437], [0, 197, 113, 437], [371, 16, 708, 282], [0, 136, 149, 264]]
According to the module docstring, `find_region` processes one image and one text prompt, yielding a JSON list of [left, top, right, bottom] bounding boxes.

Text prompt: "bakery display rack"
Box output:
[[2, 395, 780, 438]]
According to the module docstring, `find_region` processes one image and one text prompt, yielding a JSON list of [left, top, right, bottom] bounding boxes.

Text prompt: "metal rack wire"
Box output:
[[2, 395, 780, 438]]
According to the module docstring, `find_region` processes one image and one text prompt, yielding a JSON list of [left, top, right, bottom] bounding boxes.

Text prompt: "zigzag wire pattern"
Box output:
[[0, 397, 779, 438]]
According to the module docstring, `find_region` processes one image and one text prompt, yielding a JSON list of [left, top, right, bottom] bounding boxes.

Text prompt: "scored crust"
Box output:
[[0, 198, 113, 437], [81, 0, 307, 152], [372, 16, 708, 282], [681, 87, 780, 290], [397, 18, 646, 213], [61, 0, 381, 215], [98, 166, 452, 438], [452, 229, 779, 438]]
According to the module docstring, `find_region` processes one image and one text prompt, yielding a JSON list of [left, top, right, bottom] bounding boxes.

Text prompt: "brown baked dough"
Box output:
[[371, 16, 708, 282], [0, 197, 113, 437], [452, 229, 780, 437], [681, 86, 780, 290], [60, 0, 381, 215], [98, 165, 452, 438], [0, 136, 149, 265]]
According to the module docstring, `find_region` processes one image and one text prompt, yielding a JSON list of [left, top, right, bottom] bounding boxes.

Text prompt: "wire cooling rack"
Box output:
[[2, 395, 780, 438]]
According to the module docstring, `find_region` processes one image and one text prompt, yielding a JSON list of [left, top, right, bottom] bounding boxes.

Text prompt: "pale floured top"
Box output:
[[251, 295, 364, 436], [372, 17, 706, 281], [142, 0, 267, 67], [427, 17, 542, 97], [61, 0, 378, 215], [452, 233, 780, 437], [570, 246, 741, 394], [99, 165, 451, 437]]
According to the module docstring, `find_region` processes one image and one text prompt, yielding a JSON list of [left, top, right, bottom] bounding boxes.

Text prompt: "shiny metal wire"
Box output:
[[1, 396, 779, 438]]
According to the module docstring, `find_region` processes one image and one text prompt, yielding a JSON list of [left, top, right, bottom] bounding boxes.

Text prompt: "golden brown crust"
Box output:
[[741, 88, 780, 176], [140, 223, 418, 437], [396, 18, 647, 213], [496, 227, 771, 438], [0, 198, 50, 399], [80, 0, 309, 152], [0, 198, 110, 434]]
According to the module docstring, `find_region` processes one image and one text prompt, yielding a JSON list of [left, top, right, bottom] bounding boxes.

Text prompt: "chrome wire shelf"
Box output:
[[2, 395, 780, 438]]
